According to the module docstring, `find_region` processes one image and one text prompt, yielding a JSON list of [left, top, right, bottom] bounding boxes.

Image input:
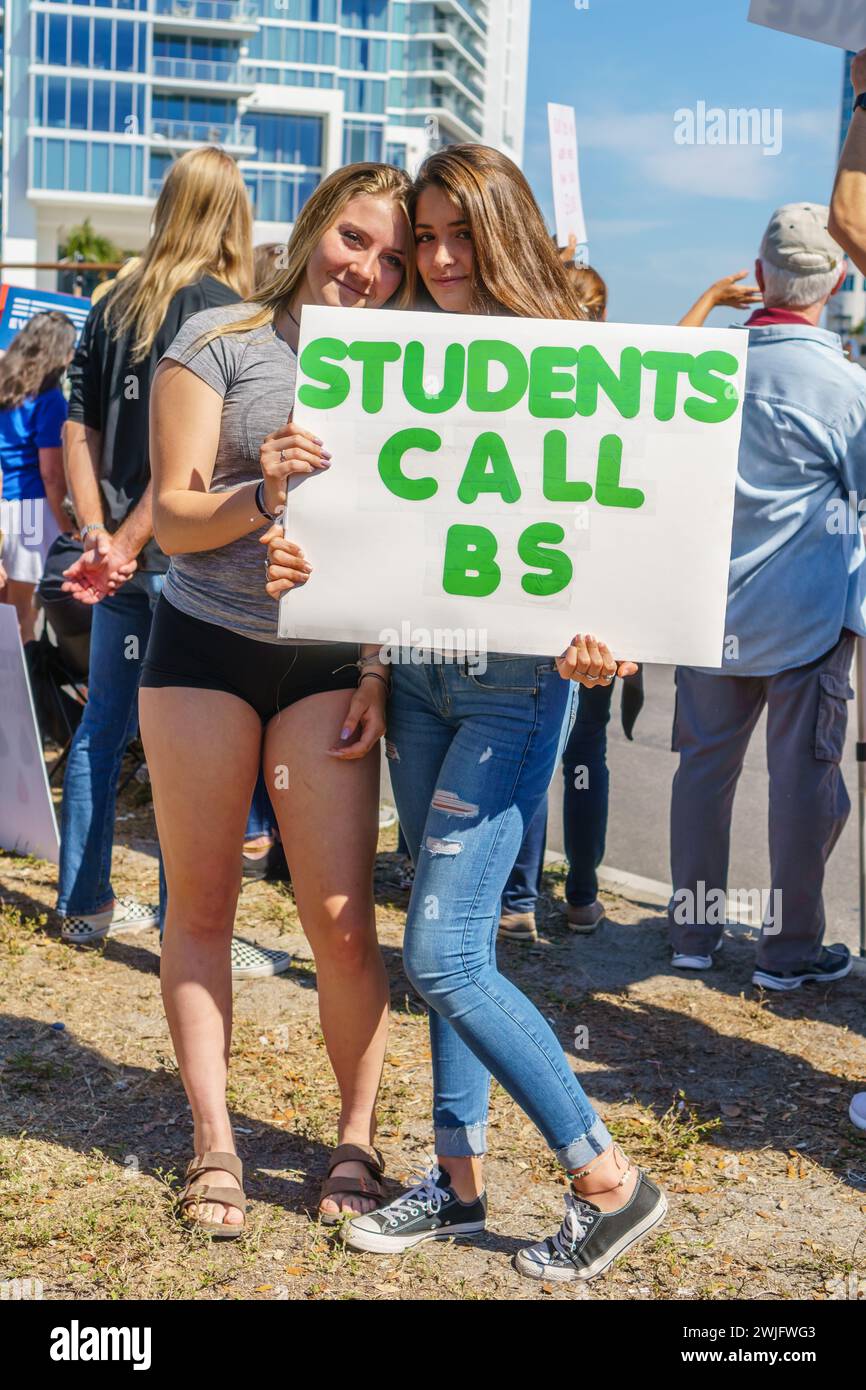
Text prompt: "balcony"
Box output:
[[151, 0, 260, 40], [410, 53, 484, 107], [151, 117, 256, 151], [151, 56, 256, 93], [434, 0, 487, 41], [414, 18, 485, 72], [404, 85, 484, 141]]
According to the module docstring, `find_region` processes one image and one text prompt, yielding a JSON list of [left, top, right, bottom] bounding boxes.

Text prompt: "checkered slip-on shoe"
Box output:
[[230, 938, 292, 980], [61, 897, 159, 945]]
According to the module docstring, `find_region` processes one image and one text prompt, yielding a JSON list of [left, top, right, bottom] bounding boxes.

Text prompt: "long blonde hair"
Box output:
[[411, 144, 588, 322], [102, 146, 253, 362], [201, 162, 415, 348]]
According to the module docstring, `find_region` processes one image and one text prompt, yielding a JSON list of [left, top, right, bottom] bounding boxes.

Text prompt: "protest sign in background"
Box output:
[[0, 284, 91, 352], [278, 307, 748, 667], [547, 103, 588, 252], [0, 607, 60, 863], [748, 0, 866, 52]]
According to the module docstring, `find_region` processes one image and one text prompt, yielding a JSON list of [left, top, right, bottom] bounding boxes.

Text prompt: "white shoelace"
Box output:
[[385, 1165, 446, 1227], [551, 1191, 595, 1257]]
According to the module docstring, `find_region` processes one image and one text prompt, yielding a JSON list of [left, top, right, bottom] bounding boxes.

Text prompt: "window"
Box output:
[[340, 0, 389, 30], [115, 21, 134, 73], [49, 15, 69, 65], [69, 79, 89, 129], [114, 83, 135, 133], [32, 136, 144, 195], [92, 80, 112, 131], [69, 141, 88, 189], [113, 143, 132, 194], [47, 79, 67, 128], [340, 77, 386, 113], [245, 169, 320, 224], [33, 77, 45, 126], [386, 141, 407, 168], [46, 141, 65, 189], [93, 19, 113, 68], [342, 119, 384, 163], [340, 36, 387, 70], [91, 143, 110, 193], [246, 113, 323, 166]]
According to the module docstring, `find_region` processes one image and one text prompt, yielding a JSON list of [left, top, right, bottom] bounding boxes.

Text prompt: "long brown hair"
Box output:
[[410, 144, 588, 321], [201, 162, 415, 349], [102, 146, 253, 362], [0, 311, 76, 412], [568, 265, 608, 321]]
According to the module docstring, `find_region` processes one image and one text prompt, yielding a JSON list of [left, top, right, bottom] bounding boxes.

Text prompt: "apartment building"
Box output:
[[0, 0, 531, 288]]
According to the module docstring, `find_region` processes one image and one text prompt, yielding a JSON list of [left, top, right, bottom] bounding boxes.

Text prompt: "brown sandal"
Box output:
[[178, 1151, 247, 1240], [318, 1143, 386, 1224]]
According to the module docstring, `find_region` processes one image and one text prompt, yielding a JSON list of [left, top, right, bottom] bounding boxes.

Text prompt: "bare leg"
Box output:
[[140, 686, 261, 1227], [3, 578, 37, 643], [264, 690, 387, 1217]]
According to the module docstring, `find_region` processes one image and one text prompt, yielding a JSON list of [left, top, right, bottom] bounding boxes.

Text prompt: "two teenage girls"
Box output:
[[147, 146, 666, 1283]]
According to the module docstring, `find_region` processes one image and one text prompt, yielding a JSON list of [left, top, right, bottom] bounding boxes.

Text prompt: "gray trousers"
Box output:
[[669, 631, 855, 970]]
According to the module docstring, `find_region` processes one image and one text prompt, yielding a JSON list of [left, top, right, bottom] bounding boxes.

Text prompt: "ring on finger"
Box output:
[[279, 448, 286, 464]]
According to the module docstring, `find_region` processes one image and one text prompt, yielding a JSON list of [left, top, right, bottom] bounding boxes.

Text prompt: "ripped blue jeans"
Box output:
[[387, 657, 612, 1170]]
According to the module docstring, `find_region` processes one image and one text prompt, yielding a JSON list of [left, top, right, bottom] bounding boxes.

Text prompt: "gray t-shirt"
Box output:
[[159, 302, 297, 643]]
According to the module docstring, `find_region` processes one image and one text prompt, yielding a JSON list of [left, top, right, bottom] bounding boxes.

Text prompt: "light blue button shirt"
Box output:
[[700, 323, 866, 676]]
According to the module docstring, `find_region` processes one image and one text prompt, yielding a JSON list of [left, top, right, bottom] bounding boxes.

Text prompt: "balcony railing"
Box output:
[[151, 56, 249, 85], [414, 5, 485, 67], [412, 50, 484, 102], [438, 0, 487, 37], [152, 0, 259, 23], [151, 117, 256, 147]]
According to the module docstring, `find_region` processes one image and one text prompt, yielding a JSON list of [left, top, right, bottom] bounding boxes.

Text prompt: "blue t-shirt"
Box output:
[[0, 388, 67, 501]]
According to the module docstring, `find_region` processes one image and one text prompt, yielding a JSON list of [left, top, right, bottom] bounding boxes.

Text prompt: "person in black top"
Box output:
[[56, 147, 251, 945]]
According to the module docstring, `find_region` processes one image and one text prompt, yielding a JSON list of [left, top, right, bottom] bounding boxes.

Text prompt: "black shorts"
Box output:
[[140, 595, 360, 724]]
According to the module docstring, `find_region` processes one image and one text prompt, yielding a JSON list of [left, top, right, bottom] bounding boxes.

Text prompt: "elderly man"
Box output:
[[669, 202, 866, 991]]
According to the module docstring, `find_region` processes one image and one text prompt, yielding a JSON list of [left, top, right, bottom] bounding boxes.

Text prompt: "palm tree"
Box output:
[[57, 220, 126, 297]]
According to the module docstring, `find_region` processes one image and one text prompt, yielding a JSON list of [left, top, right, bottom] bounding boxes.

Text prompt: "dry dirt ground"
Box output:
[[2, 764, 866, 1302]]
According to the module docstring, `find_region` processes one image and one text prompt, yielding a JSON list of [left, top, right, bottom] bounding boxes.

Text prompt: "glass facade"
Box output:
[[32, 136, 145, 196], [20, 0, 502, 227], [34, 11, 147, 70]]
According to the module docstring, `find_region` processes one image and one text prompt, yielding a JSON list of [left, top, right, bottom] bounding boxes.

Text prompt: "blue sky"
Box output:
[[523, 0, 846, 324]]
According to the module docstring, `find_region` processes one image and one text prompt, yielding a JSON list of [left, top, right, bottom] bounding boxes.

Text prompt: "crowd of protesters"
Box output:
[[1, 48, 866, 1283]]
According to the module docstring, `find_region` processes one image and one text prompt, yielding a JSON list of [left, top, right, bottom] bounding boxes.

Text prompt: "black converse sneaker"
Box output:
[[342, 1164, 486, 1253], [515, 1172, 667, 1283]]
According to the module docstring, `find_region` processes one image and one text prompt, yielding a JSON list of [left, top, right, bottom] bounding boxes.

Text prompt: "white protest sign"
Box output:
[[548, 103, 588, 251], [278, 307, 748, 667], [0, 605, 60, 863], [748, 0, 866, 52]]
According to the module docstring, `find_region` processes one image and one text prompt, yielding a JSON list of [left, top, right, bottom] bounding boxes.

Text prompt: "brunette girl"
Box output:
[[268, 146, 667, 1284]]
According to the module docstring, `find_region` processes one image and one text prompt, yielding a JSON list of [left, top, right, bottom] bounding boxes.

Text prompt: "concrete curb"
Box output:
[[543, 853, 866, 974]]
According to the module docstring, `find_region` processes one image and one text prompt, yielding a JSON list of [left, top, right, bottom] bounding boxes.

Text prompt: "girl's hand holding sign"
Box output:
[[259, 411, 332, 516]]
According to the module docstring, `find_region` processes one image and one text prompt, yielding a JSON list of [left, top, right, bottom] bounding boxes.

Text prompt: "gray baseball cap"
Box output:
[[760, 203, 844, 273]]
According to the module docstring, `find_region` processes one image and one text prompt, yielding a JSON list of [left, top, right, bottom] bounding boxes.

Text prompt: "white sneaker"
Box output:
[[672, 934, 723, 971], [850, 1092, 866, 1133], [61, 896, 159, 945]]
